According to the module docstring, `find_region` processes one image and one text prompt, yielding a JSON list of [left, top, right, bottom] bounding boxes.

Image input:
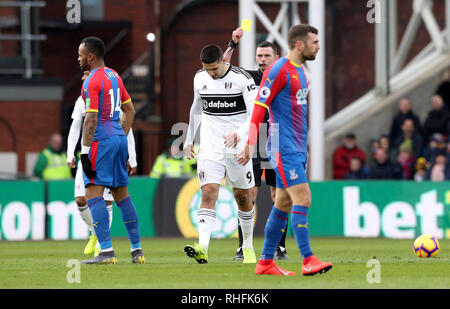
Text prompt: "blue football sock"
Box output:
[[117, 196, 141, 250], [260, 206, 289, 260], [291, 205, 313, 259], [88, 197, 112, 250]]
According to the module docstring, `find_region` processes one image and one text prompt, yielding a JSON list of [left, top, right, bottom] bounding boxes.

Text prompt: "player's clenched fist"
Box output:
[[80, 154, 97, 179], [232, 27, 244, 44]]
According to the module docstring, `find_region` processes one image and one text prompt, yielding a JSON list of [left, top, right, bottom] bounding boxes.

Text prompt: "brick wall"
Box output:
[[0, 100, 62, 172], [104, 0, 155, 60], [0, 3, 19, 57]]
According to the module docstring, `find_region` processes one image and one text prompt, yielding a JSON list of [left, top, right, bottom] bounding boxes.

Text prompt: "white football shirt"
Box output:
[[185, 63, 258, 159]]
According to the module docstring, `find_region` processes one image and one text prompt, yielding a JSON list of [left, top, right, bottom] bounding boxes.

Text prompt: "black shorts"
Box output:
[[252, 160, 276, 187]]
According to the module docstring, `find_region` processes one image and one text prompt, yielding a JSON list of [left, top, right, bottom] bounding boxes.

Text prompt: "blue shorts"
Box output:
[[268, 152, 308, 189], [83, 134, 129, 189]]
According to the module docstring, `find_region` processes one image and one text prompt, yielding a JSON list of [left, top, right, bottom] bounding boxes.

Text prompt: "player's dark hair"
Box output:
[[80, 36, 105, 59], [288, 24, 318, 49], [257, 41, 278, 55], [200, 45, 223, 64]]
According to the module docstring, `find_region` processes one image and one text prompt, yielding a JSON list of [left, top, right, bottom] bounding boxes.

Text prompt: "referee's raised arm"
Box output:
[[223, 27, 243, 64]]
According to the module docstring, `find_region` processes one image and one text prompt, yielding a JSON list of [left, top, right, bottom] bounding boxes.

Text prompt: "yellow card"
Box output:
[[241, 19, 252, 32]]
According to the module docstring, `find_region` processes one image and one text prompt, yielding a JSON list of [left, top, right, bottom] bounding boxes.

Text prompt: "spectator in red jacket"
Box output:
[[333, 133, 366, 179]]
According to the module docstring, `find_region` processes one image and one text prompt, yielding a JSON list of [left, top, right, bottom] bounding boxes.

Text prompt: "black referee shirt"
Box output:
[[245, 69, 270, 164]]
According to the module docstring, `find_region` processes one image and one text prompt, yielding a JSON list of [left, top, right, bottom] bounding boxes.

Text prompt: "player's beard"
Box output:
[[304, 49, 318, 61], [79, 61, 90, 72], [304, 53, 316, 61]]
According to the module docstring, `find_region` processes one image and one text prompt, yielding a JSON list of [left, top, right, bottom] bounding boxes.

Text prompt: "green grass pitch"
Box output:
[[0, 237, 448, 289]]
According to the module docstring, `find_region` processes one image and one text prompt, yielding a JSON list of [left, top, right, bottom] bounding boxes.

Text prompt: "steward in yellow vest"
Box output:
[[33, 133, 73, 180], [149, 140, 197, 178]]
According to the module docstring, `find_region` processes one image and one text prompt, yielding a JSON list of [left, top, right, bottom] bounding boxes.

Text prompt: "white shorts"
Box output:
[[197, 154, 254, 189], [75, 160, 114, 201]]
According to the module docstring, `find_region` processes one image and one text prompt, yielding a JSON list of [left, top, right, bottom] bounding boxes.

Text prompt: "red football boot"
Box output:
[[301, 255, 333, 276], [255, 259, 296, 276]]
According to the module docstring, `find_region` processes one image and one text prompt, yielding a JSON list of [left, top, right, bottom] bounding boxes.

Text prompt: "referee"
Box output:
[[223, 28, 288, 260]]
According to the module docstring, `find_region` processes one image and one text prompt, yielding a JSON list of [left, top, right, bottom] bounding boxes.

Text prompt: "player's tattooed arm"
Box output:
[[82, 112, 98, 147], [120, 99, 135, 136], [121, 119, 128, 132], [80, 111, 98, 179]]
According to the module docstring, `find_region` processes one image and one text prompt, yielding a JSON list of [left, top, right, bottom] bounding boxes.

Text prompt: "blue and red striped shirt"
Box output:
[[249, 57, 309, 154], [81, 67, 131, 141]]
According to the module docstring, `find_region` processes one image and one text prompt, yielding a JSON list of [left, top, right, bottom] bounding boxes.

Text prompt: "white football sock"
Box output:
[[78, 204, 95, 236], [197, 208, 216, 252], [238, 207, 255, 249], [107, 204, 113, 228]]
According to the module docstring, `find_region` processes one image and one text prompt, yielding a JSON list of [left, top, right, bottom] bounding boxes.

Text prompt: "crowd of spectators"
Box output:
[[333, 68, 450, 181]]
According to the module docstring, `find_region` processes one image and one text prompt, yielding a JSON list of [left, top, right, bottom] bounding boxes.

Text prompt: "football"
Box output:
[[413, 234, 440, 258]]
